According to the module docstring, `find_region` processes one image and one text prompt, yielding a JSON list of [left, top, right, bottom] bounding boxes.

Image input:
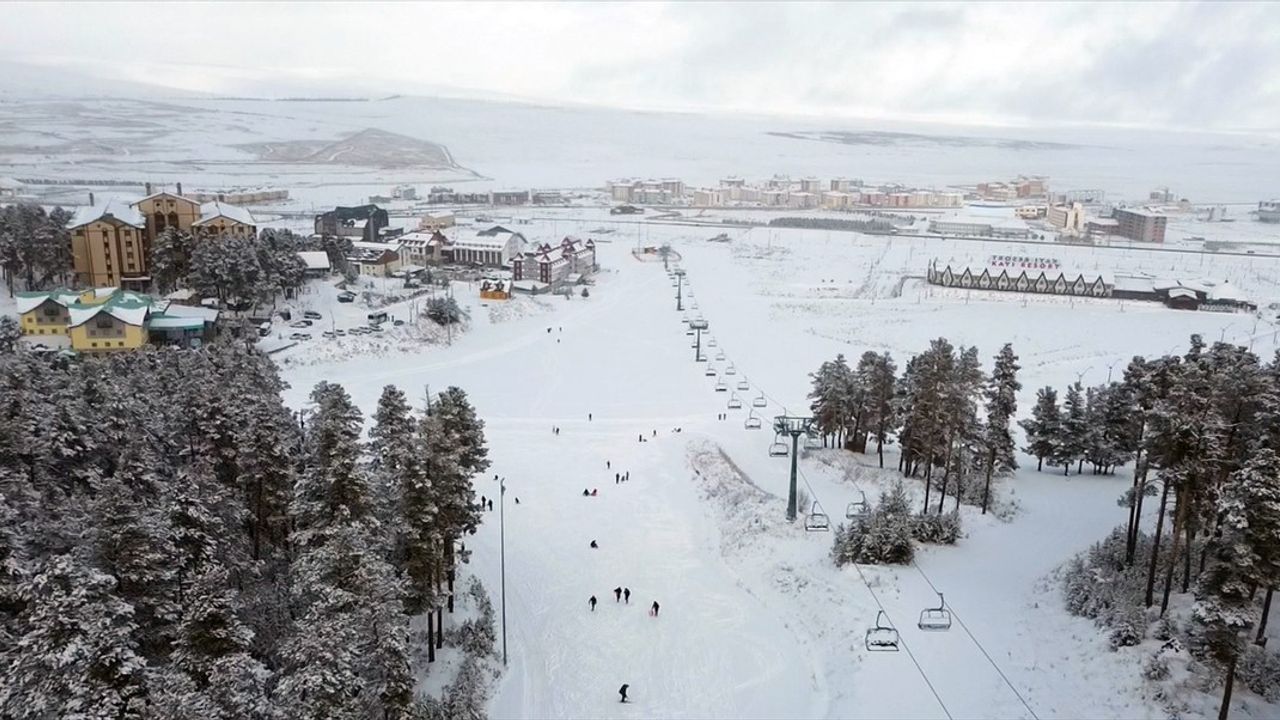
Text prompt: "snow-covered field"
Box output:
[[277, 221, 1280, 718]]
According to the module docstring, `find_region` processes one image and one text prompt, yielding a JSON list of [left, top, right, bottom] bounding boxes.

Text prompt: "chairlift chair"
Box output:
[[865, 611, 900, 652], [715, 350, 726, 361], [705, 366, 718, 377], [805, 502, 831, 532], [752, 393, 768, 408], [744, 411, 762, 430], [917, 592, 952, 632], [727, 393, 743, 409], [737, 379, 750, 391], [768, 434, 789, 457], [846, 491, 869, 519], [725, 364, 737, 375], [715, 378, 728, 392], [707, 337, 718, 347], [804, 434, 823, 450]]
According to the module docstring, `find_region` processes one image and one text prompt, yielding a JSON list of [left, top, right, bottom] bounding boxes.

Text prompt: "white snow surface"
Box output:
[[279, 219, 1280, 718]]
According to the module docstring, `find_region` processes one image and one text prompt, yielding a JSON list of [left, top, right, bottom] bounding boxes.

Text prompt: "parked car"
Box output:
[[303, 310, 323, 320], [367, 311, 389, 325], [335, 329, 347, 337], [289, 320, 312, 328], [321, 331, 336, 339], [278, 309, 292, 321], [258, 322, 272, 337], [393, 319, 405, 327], [337, 292, 356, 303], [289, 332, 311, 341], [369, 325, 384, 333]]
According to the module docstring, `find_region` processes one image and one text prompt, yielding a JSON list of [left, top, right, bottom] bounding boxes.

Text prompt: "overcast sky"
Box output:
[[2, 1, 1278, 131]]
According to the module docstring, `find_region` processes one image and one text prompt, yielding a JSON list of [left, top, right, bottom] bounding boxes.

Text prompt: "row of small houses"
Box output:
[[926, 260, 1256, 312], [322, 225, 597, 292]]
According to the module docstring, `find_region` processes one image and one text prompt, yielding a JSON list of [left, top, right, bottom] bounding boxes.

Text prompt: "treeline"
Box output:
[[0, 343, 491, 718], [1057, 335, 1280, 718], [767, 216, 899, 234], [0, 204, 73, 296], [809, 339, 1021, 515]]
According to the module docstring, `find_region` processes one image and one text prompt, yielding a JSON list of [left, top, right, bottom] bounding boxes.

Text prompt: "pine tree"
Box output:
[[295, 382, 372, 547], [862, 352, 897, 467], [1020, 386, 1060, 472], [1053, 382, 1088, 475], [151, 226, 194, 293], [981, 343, 1020, 513]]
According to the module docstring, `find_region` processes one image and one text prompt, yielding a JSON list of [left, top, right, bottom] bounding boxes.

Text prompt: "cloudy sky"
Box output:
[[2, 1, 1278, 131]]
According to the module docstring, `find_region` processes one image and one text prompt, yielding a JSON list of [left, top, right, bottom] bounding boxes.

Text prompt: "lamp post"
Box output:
[[774, 415, 815, 521], [499, 477, 508, 667]]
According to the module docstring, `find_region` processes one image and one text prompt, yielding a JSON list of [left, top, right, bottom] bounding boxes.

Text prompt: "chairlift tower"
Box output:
[[688, 318, 709, 361], [774, 415, 816, 521], [673, 268, 686, 311]]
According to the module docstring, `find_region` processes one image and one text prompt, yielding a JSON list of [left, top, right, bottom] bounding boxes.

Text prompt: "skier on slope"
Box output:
[[624, 587, 631, 603], [583, 489, 590, 497], [619, 684, 630, 703], [613, 586, 622, 602], [590, 540, 599, 549], [650, 601, 660, 617], [589, 596, 598, 611]]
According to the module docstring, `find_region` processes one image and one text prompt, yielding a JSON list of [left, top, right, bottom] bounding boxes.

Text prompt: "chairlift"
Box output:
[[715, 378, 728, 392], [752, 393, 768, 408], [846, 491, 869, 518], [691, 301, 700, 310], [744, 411, 763, 429], [727, 393, 743, 409], [737, 379, 750, 391], [705, 366, 718, 377], [805, 501, 831, 532], [804, 434, 823, 450], [725, 364, 737, 375], [707, 337, 718, 347], [865, 611, 900, 652], [768, 434, 789, 457], [686, 329, 695, 336], [715, 350, 726, 361], [917, 592, 952, 632]]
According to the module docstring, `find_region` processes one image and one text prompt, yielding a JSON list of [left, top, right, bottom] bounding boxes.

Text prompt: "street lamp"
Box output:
[[499, 477, 508, 667], [1075, 367, 1092, 385], [1105, 359, 1120, 384]]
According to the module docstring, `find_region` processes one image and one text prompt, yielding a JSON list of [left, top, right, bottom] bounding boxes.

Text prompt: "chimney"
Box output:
[[145, 182, 152, 195], [176, 182, 183, 196], [89, 192, 95, 207]]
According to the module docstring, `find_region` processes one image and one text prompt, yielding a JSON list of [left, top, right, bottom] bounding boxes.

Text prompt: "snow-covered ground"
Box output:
[[275, 221, 1278, 718]]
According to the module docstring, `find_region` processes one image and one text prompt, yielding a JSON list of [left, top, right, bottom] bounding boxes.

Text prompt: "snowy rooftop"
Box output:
[[67, 301, 150, 328], [298, 251, 331, 270], [69, 198, 144, 228], [148, 315, 205, 331], [15, 289, 82, 314], [157, 304, 219, 323], [195, 201, 256, 227]]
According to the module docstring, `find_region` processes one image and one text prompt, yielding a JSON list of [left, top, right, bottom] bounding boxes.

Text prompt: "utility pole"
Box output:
[[674, 268, 686, 311], [774, 415, 815, 521], [500, 477, 508, 667]]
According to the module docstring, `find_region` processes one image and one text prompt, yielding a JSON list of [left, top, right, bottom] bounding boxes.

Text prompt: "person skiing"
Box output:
[[624, 587, 631, 603], [615, 472, 620, 483], [514, 497, 520, 504], [591, 488, 598, 496], [487, 499, 494, 511], [613, 586, 622, 602], [589, 595, 598, 611], [590, 540, 599, 549], [650, 601, 660, 617], [588, 413, 593, 421], [583, 489, 590, 497], [625, 471, 630, 482], [619, 684, 629, 703], [480, 494, 487, 508], [607, 460, 611, 469]]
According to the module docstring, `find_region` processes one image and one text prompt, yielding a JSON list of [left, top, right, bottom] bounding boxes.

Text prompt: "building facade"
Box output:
[[1112, 208, 1167, 243], [315, 205, 389, 242], [69, 200, 150, 289]]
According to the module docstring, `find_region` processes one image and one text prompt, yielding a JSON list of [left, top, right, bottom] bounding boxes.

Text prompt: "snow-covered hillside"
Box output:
[[279, 222, 1277, 717]]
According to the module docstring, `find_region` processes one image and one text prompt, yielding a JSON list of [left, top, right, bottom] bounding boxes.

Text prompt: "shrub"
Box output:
[[1107, 605, 1147, 648], [1238, 644, 1280, 702], [832, 482, 915, 566], [424, 297, 464, 325], [912, 512, 962, 545]]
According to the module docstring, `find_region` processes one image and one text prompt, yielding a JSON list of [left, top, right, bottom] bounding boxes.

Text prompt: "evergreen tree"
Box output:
[[1020, 386, 1060, 472], [151, 226, 194, 293], [295, 382, 372, 546], [862, 352, 897, 467], [1052, 382, 1088, 475], [981, 343, 1020, 513]]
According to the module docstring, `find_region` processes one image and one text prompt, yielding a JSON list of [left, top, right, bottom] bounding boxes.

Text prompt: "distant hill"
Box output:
[[236, 128, 470, 170]]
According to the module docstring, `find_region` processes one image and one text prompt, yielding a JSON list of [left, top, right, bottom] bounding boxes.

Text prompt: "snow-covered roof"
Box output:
[[132, 191, 197, 206], [15, 290, 81, 314], [1113, 275, 1155, 294], [148, 316, 205, 331], [194, 201, 256, 227], [298, 251, 331, 270], [165, 288, 197, 302], [158, 304, 219, 323], [454, 235, 517, 251], [511, 279, 548, 291], [0, 177, 25, 189], [69, 198, 144, 229], [1167, 287, 1198, 300], [1208, 281, 1248, 302], [67, 301, 150, 328]]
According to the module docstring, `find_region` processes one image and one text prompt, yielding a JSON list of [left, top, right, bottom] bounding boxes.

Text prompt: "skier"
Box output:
[[652, 429, 657, 437], [590, 540, 599, 549], [624, 587, 631, 603], [607, 460, 611, 469], [583, 489, 590, 497], [625, 471, 630, 482], [589, 413, 593, 421], [614, 586, 622, 602], [487, 499, 494, 511], [649, 601, 660, 617], [480, 494, 487, 509], [591, 488, 598, 496], [547, 327, 551, 333], [589, 595, 598, 611], [619, 684, 629, 703], [515, 497, 520, 504]]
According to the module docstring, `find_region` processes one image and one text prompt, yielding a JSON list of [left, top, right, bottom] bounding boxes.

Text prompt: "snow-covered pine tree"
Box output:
[[1052, 382, 1088, 475], [862, 352, 898, 467], [980, 343, 1020, 514], [808, 357, 845, 446], [1019, 386, 1059, 473], [151, 226, 194, 293], [294, 382, 373, 548]]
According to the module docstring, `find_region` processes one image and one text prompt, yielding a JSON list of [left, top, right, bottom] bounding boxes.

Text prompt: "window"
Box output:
[[91, 342, 98, 348], [43, 306, 59, 317], [96, 317, 113, 329]]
